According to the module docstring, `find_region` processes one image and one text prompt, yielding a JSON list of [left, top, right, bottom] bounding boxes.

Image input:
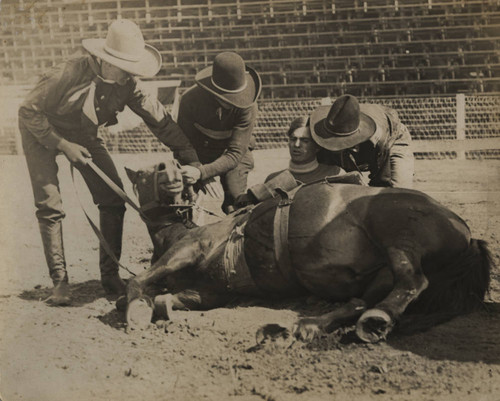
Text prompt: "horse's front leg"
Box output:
[[356, 246, 428, 342], [126, 238, 204, 329]]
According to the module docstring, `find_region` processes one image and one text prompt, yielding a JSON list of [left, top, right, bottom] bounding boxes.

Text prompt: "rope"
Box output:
[[70, 164, 137, 277]]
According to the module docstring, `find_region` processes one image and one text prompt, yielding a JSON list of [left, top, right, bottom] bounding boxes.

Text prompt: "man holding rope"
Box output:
[[18, 20, 201, 305]]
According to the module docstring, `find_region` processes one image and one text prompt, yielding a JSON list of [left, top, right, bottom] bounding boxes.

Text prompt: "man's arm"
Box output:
[[127, 80, 200, 166], [18, 63, 76, 150], [178, 103, 257, 180], [19, 60, 92, 164]]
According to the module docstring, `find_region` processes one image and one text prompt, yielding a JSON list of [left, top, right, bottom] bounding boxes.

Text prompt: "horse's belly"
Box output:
[[294, 264, 367, 300], [289, 233, 382, 301]]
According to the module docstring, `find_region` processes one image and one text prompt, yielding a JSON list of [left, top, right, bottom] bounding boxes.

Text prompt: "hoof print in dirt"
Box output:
[[255, 324, 294, 348]]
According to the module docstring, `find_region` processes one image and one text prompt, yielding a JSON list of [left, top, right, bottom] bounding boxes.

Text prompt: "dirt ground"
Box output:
[[0, 151, 499, 401]]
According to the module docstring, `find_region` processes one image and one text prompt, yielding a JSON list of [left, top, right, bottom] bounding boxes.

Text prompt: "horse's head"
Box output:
[[125, 159, 193, 220]]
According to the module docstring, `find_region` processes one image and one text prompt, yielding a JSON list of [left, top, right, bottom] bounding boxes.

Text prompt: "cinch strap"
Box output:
[[272, 185, 304, 287]]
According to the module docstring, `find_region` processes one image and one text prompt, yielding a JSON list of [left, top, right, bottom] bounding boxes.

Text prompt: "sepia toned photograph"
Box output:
[[0, 1, 499, 400]]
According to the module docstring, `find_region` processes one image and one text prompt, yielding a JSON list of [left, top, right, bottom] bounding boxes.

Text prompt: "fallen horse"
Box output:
[[123, 160, 491, 343]]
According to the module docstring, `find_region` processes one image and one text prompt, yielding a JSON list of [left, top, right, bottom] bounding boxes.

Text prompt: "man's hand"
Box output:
[[57, 139, 91, 165], [180, 165, 201, 184], [234, 192, 256, 208]]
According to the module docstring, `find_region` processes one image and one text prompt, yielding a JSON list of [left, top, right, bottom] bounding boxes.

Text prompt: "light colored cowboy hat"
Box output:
[[195, 52, 262, 109], [82, 19, 162, 77], [310, 94, 376, 151]]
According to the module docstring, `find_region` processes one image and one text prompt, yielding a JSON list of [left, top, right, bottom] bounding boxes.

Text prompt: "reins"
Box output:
[[70, 162, 138, 277]]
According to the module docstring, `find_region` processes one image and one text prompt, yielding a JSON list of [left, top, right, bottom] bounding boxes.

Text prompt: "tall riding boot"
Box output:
[[38, 220, 71, 305], [99, 208, 126, 295]]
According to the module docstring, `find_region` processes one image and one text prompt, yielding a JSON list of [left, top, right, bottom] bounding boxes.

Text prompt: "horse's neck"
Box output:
[[147, 219, 189, 237], [148, 220, 189, 252]]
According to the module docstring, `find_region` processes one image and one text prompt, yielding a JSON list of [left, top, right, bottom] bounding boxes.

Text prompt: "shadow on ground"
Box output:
[[228, 296, 500, 364], [388, 302, 500, 364], [97, 306, 127, 330], [18, 279, 119, 307]]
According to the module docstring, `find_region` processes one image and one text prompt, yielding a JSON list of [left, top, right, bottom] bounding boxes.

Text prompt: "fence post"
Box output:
[[456, 93, 466, 160]]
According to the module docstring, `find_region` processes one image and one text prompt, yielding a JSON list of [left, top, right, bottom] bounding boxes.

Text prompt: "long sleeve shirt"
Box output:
[[18, 55, 200, 165], [177, 85, 257, 180]]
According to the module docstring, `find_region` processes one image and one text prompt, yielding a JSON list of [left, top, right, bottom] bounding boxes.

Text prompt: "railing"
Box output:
[[1, 88, 498, 159]]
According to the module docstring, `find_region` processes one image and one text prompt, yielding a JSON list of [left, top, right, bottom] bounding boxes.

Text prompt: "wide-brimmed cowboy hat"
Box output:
[[310, 94, 376, 151], [195, 52, 261, 109], [82, 19, 162, 77]]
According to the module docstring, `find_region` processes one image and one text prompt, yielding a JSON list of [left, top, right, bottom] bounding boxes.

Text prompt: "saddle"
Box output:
[[246, 171, 366, 291]]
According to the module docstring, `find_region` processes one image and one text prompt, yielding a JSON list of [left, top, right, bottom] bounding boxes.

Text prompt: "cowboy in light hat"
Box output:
[[178, 52, 262, 213], [18, 19, 201, 304], [311, 94, 414, 188]]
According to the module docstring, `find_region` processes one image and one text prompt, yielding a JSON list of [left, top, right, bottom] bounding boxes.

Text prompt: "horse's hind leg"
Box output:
[[356, 246, 428, 342], [293, 267, 394, 341]]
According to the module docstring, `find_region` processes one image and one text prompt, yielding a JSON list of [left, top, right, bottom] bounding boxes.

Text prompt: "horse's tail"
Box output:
[[398, 239, 492, 335]]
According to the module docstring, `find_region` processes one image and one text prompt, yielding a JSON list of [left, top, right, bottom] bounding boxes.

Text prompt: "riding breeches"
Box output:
[[20, 121, 126, 281], [19, 122, 126, 224]]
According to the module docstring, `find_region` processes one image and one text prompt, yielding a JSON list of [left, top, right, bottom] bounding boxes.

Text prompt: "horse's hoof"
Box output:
[[126, 296, 153, 330], [356, 309, 393, 343], [154, 294, 173, 321]]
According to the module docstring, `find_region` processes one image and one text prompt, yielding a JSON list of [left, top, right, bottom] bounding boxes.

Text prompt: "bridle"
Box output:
[[135, 161, 196, 228], [71, 160, 212, 277]]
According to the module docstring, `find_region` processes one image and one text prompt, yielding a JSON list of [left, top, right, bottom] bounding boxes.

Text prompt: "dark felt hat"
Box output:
[[310, 95, 376, 151], [195, 52, 261, 109]]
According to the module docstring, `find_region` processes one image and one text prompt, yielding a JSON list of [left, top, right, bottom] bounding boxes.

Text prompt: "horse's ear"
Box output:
[[124, 167, 138, 184]]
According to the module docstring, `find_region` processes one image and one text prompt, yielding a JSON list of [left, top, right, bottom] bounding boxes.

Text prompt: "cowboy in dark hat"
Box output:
[[18, 19, 201, 305], [178, 52, 262, 213], [311, 94, 414, 188]]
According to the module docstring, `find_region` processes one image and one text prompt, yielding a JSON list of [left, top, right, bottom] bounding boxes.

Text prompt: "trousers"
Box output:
[[19, 119, 126, 282]]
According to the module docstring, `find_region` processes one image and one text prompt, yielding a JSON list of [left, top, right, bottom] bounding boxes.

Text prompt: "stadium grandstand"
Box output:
[[0, 0, 499, 158]]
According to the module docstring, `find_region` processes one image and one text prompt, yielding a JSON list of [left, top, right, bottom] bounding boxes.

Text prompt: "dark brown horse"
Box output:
[[123, 159, 491, 343]]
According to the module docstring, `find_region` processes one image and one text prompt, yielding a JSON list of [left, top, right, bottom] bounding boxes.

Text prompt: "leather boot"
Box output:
[[38, 220, 71, 305], [99, 209, 126, 296]]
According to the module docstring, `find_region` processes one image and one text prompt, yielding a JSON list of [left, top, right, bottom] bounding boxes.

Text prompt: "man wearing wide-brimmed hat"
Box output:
[[311, 94, 414, 188], [178, 52, 262, 213], [18, 19, 201, 305]]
